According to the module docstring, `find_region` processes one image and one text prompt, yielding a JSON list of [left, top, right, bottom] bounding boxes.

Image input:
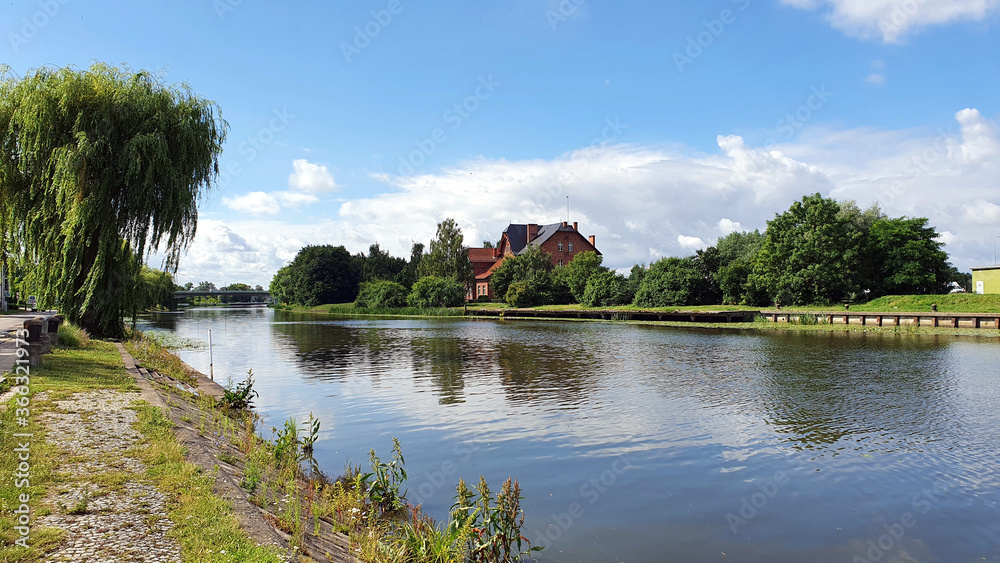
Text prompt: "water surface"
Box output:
[[141, 308, 1000, 562]]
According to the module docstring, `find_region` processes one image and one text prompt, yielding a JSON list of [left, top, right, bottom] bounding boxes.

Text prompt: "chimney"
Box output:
[[588, 235, 596, 247], [562, 221, 568, 228], [527, 224, 539, 241], [573, 221, 578, 231]]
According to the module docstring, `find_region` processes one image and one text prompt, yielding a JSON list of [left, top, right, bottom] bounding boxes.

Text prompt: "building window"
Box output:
[[558, 259, 564, 267], [557, 242, 564, 251], [569, 242, 574, 252]]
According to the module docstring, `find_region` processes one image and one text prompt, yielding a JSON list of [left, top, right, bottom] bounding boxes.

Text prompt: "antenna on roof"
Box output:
[[566, 196, 570, 223]]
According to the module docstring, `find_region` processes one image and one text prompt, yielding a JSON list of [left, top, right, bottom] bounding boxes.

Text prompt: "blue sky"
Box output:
[[4, 0, 1000, 286]]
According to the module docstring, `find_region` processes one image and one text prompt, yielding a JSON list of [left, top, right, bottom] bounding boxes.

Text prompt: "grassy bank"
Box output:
[[276, 302, 464, 317], [0, 337, 285, 563]]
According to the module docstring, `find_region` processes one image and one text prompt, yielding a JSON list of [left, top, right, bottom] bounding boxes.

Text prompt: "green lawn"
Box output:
[[276, 293, 1000, 318], [770, 294, 1000, 313]]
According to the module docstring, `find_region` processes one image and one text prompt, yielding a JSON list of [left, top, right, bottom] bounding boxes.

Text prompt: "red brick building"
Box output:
[[469, 221, 600, 300]]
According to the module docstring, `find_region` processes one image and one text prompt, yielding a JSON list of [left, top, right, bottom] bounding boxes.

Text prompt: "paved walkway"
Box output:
[[0, 312, 48, 374]]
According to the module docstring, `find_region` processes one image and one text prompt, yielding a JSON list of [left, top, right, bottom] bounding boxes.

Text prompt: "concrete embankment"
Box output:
[[761, 310, 1000, 329]]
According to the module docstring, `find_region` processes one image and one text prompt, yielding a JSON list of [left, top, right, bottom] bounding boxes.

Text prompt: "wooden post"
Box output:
[[952, 317, 958, 328], [933, 317, 939, 328], [914, 316, 920, 327], [876, 316, 882, 327]]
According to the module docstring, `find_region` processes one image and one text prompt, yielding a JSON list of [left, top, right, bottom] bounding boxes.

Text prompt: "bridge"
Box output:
[[174, 290, 272, 304]]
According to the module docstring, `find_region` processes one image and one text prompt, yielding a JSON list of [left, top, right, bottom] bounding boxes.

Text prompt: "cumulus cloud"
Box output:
[[781, 0, 999, 43], [677, 235, 706, 250], [222, 160, 331, 215], [221, 192, 280, 215], [182, 108, 1000, 286], [718, 218, 743, 235], [289, 159, 339, 192]]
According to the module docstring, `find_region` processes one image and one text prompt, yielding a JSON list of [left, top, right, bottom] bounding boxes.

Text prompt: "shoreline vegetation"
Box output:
[[2, 327, 539, 563], [270, 293, 1000, 338]]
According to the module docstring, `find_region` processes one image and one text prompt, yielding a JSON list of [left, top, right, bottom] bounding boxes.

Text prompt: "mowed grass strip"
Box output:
[[0, 340, 283, 563]]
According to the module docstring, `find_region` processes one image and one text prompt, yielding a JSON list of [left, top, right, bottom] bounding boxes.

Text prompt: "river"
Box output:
[[139, 307, 1000, 562]]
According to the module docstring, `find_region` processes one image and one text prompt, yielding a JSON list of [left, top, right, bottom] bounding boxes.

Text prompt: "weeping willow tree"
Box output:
[[0, 63, 227, 336]]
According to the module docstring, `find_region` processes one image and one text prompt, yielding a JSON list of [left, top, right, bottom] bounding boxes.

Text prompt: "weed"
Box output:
[[56, 322, 91, 348], [362, 438, 408, 516], [301, 411, 321, 454], [220, 369, 259, 411]]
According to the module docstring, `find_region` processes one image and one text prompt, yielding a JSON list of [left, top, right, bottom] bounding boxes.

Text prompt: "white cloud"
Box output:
[[677, 235, 706, 250], [962, 200, 1000, 224], [289, 159, 339, 192], [781, 0, 999, 43], [273, 191, 320, 207], [871, 60, 886, 70], [221, 192, 280, 215], [936, 230, 959, 246], [866, 73, 886, 85], [956, 108, 1000, 164], [718, 218, 742, 235], [182, 108, 1000, 286]]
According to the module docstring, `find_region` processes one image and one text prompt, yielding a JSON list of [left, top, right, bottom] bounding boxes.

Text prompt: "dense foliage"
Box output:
[[0, 63, 227, 336], [581, 271, 633, 307], [270, 245, 360, 306], [407, 276, 465, 308], [355, 280, 409, 309], [418, 218, 473, 286]]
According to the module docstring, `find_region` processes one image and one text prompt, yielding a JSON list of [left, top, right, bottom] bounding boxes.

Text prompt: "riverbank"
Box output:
[[276, 300, 1000, 338], [0, 338, 296, 562], [2, 329, 539, 562]]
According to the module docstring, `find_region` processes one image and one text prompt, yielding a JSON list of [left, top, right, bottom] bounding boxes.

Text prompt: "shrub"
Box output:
[[407, 276, 465, 308], [582, 271, 633, 307], [633, 257, 704, 308], [505, 281, 539, 308], [355, 280, 409, 308], [476, 295, 492, 303], [57, 322, 91, 348]]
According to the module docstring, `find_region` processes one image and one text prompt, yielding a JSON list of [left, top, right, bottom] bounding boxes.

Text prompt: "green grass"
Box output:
[[133, 406, 286, 563], [0, 341, 283, 563], [55, 322, 91, 349], [125, 331, 197, 384], [278, 303, 465, 317], [0, 342, 135, 562]]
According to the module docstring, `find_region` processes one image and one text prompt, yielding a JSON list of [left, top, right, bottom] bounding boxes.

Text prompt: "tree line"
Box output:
[[493, 194, 967, 308], [270, 218, 474, 308]]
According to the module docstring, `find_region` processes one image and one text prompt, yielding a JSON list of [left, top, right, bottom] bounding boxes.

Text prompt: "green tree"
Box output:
[[418, 219, 473, 287], [271, 245, 360, 306], [183, 282, 195, 291], [560, 251, 606, 303], [633, 257, 704, 307], [360, 243, 408, 285], [747, 194, 860, 306], [355, 280, 408, 308], [137, 267, 177, 311], [582, 271, 633, 307], [0, 63, 227, 336], [862, 217, 949, 296], [407, 276, 465, 308], [489, 245, 554, 302], [505, 280, 539, 308], [711, 230, 763, 304], [196, 281, 218, 292]]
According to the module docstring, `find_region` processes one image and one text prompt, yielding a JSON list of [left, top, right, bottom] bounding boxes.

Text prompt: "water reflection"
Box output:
[[140, 308, 1000, 563]]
